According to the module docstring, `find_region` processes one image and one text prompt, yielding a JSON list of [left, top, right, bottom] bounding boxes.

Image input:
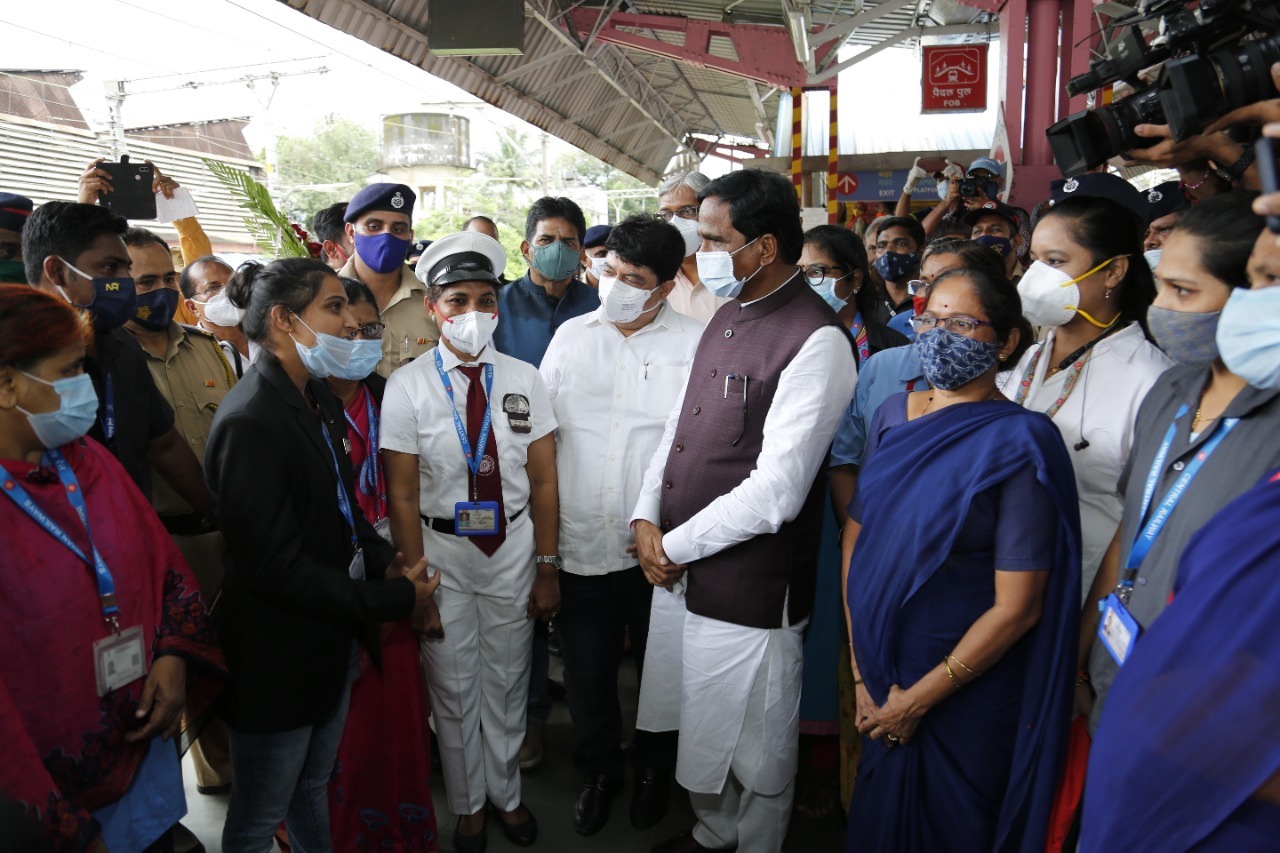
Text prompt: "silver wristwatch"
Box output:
[[535, 555, 565, 570]]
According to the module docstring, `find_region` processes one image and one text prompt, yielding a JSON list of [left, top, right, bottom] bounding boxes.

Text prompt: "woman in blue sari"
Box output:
[[843, 268, 1082, 852]]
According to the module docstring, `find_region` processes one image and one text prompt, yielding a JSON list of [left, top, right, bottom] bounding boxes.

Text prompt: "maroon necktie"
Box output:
[[458, 365, 505, 555]]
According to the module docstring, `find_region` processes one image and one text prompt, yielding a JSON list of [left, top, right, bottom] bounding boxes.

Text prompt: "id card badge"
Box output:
[[455, 501, 500, 536], [348, 547, 366, 580], [1098, 593, 1141, 667], [374, 517, 393, 544], [94, 625, 147, 696]]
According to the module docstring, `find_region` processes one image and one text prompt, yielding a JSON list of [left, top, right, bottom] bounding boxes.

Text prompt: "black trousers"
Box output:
[[557, 566, 677, 780]]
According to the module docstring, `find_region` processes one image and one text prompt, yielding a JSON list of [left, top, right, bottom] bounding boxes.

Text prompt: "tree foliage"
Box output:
[[275, 117, 380, 223]]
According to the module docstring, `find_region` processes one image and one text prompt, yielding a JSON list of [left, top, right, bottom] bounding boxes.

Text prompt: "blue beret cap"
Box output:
[[344, 183, 415, 223], [0, 192, 34, 232], [584, 224, 613, 248]]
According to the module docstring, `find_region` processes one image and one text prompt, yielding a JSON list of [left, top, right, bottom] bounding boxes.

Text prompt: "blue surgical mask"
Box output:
[[810, 275, 852, 312], [1217, 286, 1280, 389], [531, 240, 583, 282], [974, 234, 1014, 259], [874, 250, 919, 284], [133, 288, 179, 331], [913, 327, 1000, 390], [354, 232, 410, 274], [291, 314, 383, 380], [17, 372, 99, 448], [695, 237, 761, 299], [1144, 248, 1163, 272], [58, 258, 136, 331], [937, 181, 950, 202]]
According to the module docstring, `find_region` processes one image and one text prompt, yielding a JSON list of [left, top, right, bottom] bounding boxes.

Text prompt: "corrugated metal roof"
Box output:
[[278, 0, 997, 183], [0, 70, 89, 130], [0, 114, 263, 247], [125, 119, 256, 161]]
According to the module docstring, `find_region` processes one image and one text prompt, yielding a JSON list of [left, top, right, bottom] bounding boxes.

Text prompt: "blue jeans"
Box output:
[[222, 646, 357, 853]]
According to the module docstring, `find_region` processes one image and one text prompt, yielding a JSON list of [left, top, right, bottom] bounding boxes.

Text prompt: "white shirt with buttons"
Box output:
[[381, 344, 556, 520], [540, 303, 705, 576]]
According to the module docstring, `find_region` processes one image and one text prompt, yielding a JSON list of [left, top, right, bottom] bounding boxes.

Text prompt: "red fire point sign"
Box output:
[[921, 45, 988, 113]]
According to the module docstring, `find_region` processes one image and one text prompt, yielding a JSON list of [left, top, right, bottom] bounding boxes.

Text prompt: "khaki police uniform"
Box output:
[[140, 321, 237, 789], [339, 257, 439, 378]]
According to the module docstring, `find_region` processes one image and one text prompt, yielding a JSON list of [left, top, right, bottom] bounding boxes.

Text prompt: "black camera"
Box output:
[[1046, 0, 1280, 177]]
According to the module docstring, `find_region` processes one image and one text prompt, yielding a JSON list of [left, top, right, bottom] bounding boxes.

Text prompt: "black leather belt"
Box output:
[[420, 506, 526, 536], [161, 512, 218, 537]]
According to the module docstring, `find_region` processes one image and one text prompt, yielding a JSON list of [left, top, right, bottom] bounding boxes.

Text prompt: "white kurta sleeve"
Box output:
[[629, 376, 690, 527], [661, 325, 856, 566]]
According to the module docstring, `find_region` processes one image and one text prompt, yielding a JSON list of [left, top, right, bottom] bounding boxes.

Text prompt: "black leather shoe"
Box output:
[[575, 773, 619, 836], [630, 766, 671, 830], [493, 802, 538, 847], [452, 822, 488, 853]]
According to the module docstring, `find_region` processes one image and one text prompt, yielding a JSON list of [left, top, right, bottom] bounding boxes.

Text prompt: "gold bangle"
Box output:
[[949, 654, 978, 677], [943, 657, 964, 691], [853, 677, 863, 686]]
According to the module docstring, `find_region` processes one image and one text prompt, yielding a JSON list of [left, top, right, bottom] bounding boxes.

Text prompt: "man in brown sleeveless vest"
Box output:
[[631, 170, 857, 853]]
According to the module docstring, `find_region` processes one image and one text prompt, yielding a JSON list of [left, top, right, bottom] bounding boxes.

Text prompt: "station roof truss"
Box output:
[[279, 0, 996, 184]]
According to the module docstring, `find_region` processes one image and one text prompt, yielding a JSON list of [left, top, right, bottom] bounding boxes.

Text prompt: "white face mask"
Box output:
[[670, 215, 702, 257], [695, 237, 760, 299], [202, 288, 246, 327], [440, 310, 499, 356], [588, 255, 610, 280], [1143, 248, 1162, 273], [1016, 257, 1119, 328], [598, 275, 660, 324]]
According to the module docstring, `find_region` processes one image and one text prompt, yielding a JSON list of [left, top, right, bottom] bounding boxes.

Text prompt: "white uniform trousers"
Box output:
[[681, 612, 805, 853], [419, 513, 536, 815]]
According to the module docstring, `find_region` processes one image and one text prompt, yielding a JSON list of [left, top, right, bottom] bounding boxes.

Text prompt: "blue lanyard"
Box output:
[[1121, 403, 1239, 598], [343, 386, 380, 498], [316, 411, 360, 552], [0, 449, 121, 629], [434, 349, 493, 501], [99, 372, 116, 449]]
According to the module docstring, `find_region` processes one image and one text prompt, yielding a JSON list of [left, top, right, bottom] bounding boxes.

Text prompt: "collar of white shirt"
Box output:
[[435, 341, 499, 373], [585, 301, 682, 335], [1045, 321, 1146, 365]]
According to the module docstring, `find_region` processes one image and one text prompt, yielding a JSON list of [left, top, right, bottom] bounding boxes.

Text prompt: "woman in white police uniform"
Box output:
[[382, 231, 561, 852]]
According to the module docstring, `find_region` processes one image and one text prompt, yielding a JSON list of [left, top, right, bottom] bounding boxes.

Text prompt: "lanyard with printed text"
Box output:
[[434, 349, 493, 501], [1118, 403, 1239, 603], [316, 412, 360, 552], [343, 386, 380, 498], [0, 449, 120, 629]]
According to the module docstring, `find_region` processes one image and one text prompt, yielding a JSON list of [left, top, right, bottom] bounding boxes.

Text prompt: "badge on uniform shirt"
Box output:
[[455, 501, 500, 536], [1098, 593, 1141, 666], [348, 547, 366, 580], [94, 625, 147, 696], [504, 394, 532, 433]]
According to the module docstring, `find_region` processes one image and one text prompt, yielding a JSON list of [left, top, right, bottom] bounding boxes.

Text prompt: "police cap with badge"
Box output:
[[1048, 172, 1152, 227], [414, 231, 507, 290], [1143, 180, 1191, 222], [344, 183, 416, 223]]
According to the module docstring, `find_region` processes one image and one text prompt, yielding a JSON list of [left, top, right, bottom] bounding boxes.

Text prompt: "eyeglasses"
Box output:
[[906, 279, 928, 295], [195, 283, 225, 300], [353, 322, 385, 340], [909, 314, 994, 335], [802, 263, 846, 284], [656, 205, 699, 222]]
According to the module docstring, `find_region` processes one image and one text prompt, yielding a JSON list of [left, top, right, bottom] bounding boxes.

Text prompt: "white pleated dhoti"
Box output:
[[678, 610, 805, 853]]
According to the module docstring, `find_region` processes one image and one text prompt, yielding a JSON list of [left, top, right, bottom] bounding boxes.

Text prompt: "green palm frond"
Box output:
[[203, 159, 310, 258]]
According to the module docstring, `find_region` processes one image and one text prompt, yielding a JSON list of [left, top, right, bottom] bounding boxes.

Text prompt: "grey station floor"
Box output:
[[182, 653, 844, 852]]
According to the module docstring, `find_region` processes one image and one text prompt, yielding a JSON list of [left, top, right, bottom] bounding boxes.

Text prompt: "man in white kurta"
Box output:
[[632, 170, 856, 853]]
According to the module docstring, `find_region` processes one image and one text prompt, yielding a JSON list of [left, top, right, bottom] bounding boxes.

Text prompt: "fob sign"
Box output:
[[922, 45, 988, 113]]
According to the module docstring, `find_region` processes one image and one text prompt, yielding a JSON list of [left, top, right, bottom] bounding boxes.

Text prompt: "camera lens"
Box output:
[[1161, 34, 1280, 141], [1046, 87, 1164, 177]]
